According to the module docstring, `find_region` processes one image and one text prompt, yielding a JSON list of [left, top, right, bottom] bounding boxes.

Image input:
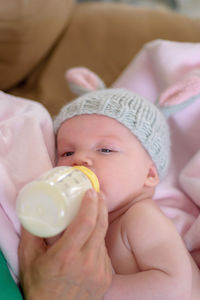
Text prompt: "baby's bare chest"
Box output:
[[105, 219, 139, 274]]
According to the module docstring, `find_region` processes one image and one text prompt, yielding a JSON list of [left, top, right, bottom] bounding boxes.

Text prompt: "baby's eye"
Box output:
[[98, 148, 113, 153], [62, 151, 74, 157]]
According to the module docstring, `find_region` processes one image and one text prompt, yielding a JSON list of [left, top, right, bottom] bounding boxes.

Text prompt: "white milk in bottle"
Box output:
[[16, 166, 99, 237]]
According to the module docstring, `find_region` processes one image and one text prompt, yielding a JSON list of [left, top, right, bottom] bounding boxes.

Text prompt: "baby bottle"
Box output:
[[16, 166, 99, 238]]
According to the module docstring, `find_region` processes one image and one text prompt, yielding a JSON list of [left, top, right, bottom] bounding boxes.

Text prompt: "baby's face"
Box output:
[[56, 114, 156, 212]]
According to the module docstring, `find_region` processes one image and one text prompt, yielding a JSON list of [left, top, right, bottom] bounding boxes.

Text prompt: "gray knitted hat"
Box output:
[[54, 88, 170, 178]]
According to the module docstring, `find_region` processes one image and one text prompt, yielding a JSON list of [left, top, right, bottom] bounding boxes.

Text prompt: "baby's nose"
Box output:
[[73, 152, 92, 167]]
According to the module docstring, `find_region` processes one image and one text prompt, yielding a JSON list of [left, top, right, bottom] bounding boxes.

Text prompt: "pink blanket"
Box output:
[[114, 39, 200, 266], [0, 91, 55, 280], [1, 39, 200, 281]]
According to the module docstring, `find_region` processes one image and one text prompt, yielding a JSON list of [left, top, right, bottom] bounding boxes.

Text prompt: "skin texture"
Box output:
[[19, 189, 112, 300], [56, 114, 200, 300]]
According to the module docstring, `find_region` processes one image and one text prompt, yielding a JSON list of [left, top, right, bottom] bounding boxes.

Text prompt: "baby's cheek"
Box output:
[[56, 158, 72, 167], [100, 181, 121, 210], [98, 174, 112, 193], [97, 168, 124, 198]]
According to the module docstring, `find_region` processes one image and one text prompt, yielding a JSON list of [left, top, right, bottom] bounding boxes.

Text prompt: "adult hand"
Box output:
[[18, 189, 112, 300]]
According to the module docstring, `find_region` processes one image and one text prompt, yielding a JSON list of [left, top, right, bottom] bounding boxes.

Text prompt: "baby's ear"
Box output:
[[65, 67, 105, 96], [144, 164, 159, 187]]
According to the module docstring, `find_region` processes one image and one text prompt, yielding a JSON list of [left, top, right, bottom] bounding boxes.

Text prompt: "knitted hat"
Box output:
[[54, 85, 170, 178]]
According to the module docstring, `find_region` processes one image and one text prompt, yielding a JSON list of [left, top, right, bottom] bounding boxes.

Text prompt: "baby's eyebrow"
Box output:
[[96, 137, 123, 148], [57, 138, 74, 146], [57, 144, 74, 154], [97, 133, 122, 141], [57, 135, 123, 149]]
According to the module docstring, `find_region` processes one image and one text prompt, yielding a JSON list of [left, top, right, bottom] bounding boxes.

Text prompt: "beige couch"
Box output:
[[1, 0, 200, 115]]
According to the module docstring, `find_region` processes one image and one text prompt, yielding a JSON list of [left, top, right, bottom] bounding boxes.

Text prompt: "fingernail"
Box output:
[[99, 191, 106, 201], [87, 188, 97, 198]]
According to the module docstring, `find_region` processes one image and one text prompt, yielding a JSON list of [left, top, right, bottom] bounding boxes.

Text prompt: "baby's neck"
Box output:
[[108, 187, 155, 225]]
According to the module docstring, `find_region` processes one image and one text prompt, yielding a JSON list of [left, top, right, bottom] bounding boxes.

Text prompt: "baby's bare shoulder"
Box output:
[[121, 199, 180, 247], [123, 199, 167, 226], [121, 199, 193, 275]]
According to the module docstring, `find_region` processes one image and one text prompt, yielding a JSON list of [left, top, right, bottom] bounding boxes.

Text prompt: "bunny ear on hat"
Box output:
[[156, 71, 200, 118], [66, 67, 200, 117], [65, 67, 106, 96]]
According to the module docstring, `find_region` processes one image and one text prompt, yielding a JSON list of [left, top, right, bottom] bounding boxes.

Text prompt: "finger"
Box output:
[[80, 193, 109, 279], [19, 226, 47, 266], [97, 243, 113, 289], [53, 189, 99, 253], [84, 192, 108, 250]]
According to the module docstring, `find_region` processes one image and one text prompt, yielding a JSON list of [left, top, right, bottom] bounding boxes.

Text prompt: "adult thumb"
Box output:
[[18, 227, 47, 266]]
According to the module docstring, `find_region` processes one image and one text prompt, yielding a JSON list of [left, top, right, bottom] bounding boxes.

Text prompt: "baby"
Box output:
[[53, 73, 200, 299]]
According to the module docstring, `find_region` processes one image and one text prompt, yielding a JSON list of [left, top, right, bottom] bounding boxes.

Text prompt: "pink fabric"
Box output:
[[113, 39, 200, 267], [0, 91, 55, 280]]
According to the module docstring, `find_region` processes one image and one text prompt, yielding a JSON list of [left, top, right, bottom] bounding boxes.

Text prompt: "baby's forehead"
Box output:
[[59, 113, 134, 136], [58, 113, 144, 148]]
